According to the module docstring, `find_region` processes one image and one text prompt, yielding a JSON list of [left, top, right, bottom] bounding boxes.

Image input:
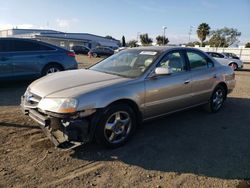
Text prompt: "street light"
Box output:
[[162, 26, 167, 45]]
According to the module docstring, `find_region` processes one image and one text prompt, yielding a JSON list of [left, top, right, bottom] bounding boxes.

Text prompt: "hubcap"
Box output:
[[230, 63, 237, 70], [104, 111, 131, 144], [46, 67, 60, 74], [212, 89, 224, 111]]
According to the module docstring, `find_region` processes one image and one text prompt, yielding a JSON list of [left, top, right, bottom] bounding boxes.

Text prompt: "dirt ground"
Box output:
[[0, 55, 250, 188]]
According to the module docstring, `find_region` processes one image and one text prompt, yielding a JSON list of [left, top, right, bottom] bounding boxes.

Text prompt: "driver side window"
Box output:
[[158, 51, 186, 73]]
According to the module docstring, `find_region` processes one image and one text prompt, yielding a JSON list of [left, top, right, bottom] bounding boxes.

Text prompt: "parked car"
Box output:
[[114, 47, 128, 53], [21, 47, 235, 149], [88, 47, 114, 57], [72, 45, 90, 55], [206, 52, 243, 70], [0, 38, 78, 80], [222, 52, 240, 60]]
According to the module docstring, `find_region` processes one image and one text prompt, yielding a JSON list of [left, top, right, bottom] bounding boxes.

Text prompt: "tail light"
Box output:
[[67, 52, 75, 57]]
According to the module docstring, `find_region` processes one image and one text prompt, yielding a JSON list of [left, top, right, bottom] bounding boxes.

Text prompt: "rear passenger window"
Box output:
[[187, 51, 213, 69], [0, 40, 54, 52]]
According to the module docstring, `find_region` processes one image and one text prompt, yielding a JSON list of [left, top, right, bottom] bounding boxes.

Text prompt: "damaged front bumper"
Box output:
[[20, 96, 93, 149]]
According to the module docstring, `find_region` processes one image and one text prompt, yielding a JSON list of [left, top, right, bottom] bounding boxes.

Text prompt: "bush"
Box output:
[[245, 42, 250, 48]]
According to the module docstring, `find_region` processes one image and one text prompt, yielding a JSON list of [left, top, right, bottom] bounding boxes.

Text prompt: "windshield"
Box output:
[[89, 50, 159, 78]]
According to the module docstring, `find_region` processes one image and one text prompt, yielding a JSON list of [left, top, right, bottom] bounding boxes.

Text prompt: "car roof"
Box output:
[[0, 37, 66, 51], [126, 46, 198, 53]]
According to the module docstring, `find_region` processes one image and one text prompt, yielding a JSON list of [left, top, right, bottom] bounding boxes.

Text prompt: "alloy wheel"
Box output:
[[104, 111, 131, 144], [212, 88, 224, 111], [46, 67, 60, 74]]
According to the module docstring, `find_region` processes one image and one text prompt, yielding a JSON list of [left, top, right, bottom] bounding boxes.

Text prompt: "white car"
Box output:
[[114, 47, 128, 53], [206, 52, 244, 70]]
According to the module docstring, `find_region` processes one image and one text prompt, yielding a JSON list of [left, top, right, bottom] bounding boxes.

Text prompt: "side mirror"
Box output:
[[155, 67, 172, 75]]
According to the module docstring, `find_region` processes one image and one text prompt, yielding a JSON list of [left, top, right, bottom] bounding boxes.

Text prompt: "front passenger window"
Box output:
[[158, 52, 186, 73]]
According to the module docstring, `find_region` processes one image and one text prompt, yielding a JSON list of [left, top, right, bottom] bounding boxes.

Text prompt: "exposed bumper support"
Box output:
[[21, 98, 91, 150]]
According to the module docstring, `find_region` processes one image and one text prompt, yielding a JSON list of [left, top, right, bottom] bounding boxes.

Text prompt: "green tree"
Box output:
[[127, 40, 138, 47], [197, 23, 210, 47], [122, 36, 126, 47], [221, 27, 241, 46], [245, 42, 250, 48], [208, 33, 227, 47], [139, 33, 153, 46], [186, 41, 201, 47], [156, 35, 169, 46], [209, 27, 241, 47]]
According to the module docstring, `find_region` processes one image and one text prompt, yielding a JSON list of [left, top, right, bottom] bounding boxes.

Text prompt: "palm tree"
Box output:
[[127, 40, 138, 47], [156, 35, 169, 46], [140, 33, 153, 46], [197, 23, 210, 47]]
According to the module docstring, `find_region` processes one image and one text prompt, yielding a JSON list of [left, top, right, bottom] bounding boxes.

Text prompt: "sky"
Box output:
[[0, 0, 250, 44]]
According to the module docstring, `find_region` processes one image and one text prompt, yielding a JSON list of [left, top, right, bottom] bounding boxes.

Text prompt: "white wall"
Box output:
[[195, 46, 250, 63]]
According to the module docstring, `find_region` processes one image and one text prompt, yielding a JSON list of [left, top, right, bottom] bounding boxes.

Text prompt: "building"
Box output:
[[36, 32, 120, 50], [0, 29, 120, 49], [0, 29, 61, 38]]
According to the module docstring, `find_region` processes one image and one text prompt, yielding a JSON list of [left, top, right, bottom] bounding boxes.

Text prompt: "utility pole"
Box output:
[[162, 26, 167, 45], [188, 26, 193, 42], [137, 32, 140, 42]]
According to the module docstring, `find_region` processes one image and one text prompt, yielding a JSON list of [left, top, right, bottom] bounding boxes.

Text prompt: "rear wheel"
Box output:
[[205, 85, 226, 113], [92, 53, 98, 58], [42, 64, 63, 76], [94, 104, 136, 148], [229, 62, 238, 71]]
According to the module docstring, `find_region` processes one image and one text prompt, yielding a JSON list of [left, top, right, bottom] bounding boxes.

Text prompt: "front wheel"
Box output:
[[205, 85, 226, 113], [229, 63, 238, 71], [94, 104, 136, 148]]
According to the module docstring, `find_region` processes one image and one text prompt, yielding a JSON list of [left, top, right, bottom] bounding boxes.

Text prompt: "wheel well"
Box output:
[[217, 82, 228, 97], [44, 62, 64, 71], [229, 62, 237, 66], [108, 99, 142, 125]]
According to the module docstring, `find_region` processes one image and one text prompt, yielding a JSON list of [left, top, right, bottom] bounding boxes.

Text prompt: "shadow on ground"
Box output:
[[0, 80, 31, 106], [72, 97, 250, 180], [237, 69, 250, 72], [0, 122, 39, 129]]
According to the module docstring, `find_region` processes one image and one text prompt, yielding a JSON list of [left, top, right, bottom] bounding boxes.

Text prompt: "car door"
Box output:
[[0, 39, 14, 78], [185, 49, 216, 104], [10, 40, 42, 77], [144, 50, 193, 119]]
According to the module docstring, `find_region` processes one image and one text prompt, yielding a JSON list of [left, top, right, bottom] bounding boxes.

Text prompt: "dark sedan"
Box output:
[[88, 47, 114, 58], [0, 38, 78, 80], [72, 45, 90, 55]]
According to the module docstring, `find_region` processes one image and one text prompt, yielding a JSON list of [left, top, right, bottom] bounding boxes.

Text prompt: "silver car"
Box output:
[[21, 47, 236, 149], [206, 52, 244, 70]]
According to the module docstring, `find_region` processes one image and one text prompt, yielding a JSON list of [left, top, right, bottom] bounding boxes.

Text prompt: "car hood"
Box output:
[[29, 69, 130, 98]]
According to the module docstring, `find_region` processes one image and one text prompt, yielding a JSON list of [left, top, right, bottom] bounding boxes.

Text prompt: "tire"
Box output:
[[42, 64, 63, 76], [92, 53, 98, 58], [229, 62, 238, 71], [94, 103, 137, 148], [205, 85, 226, 113]]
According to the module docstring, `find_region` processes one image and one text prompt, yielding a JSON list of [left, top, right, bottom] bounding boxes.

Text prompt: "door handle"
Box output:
[[184, 80, 191, 84]]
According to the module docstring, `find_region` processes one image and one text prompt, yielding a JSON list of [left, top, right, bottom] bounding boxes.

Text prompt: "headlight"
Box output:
[[38, 98, 78, 113]]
